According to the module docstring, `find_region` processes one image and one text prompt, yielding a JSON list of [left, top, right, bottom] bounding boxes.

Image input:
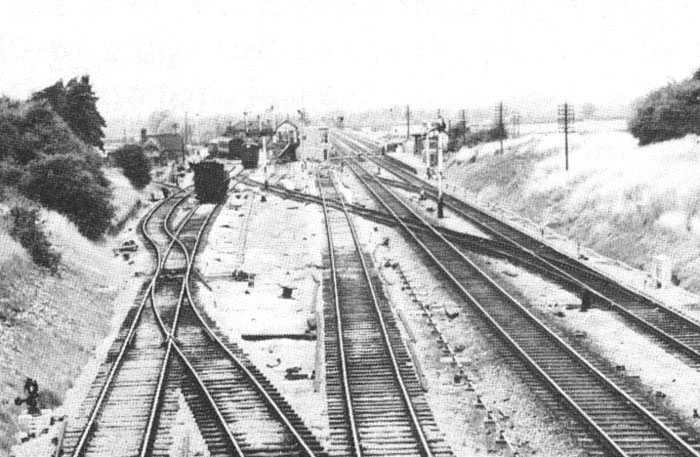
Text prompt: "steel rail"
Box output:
[[333, 130, 700, 367], [317, 172, 366, 457], [145, 166, 257, 455], [169, 178, 322, 457], [69, 190, 187, 457], [69, 167, 244, 457], [146, 198, 244, 456], [139, 201, 235, 457], [318, 170, 435, 457], [344, 156, 700, 457], [180, 236, 321, 457]]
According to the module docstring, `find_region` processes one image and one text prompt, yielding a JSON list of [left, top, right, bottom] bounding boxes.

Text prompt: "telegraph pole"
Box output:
[[558, 103, 575, 171], [461, 109, 468, 143], [406, 105, 411, 140], [182, 111, 188, 162], [437, 132, 444, 218], [496, 102, 504, 155]]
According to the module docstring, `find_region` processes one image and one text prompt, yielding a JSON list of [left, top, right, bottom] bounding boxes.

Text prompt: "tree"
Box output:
[[65, 76, 106, 149], [20, 154, 114, 240], [628, 78, 700, 145], [581, 103, 596, 120], [112, 144, 152, 189], [32, 75, 106, 149]]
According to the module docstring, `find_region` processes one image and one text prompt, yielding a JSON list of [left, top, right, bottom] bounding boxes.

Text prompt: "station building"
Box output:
[[140, 129, 185, 164]]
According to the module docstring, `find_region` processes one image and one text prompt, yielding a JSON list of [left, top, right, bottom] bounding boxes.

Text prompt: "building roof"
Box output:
[[226, 120, 275, 136], [275, 119, 299, 131], [143, 133, 184, 152]]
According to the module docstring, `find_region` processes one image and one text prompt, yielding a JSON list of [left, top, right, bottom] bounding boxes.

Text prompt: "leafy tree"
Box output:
[[0, 100, 90, 164], [112, 144, 152, 189], [0, 116, 23, 161], [32, 75, 106, 149], [65, 76, 106, 149], [10, 206, 61, 274], [628, 78, 700, 145], [20, 154, 114, 240]]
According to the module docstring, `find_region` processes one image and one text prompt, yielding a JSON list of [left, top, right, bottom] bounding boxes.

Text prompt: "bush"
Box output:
[[0, 160, 25, 186], [20, 154, 114, 240], [464, 125, 508, 147], [0, 100, 90, 164], [629, 71, 700, 146], [112, 144, 152, 189], [9, 206, 61, 273]]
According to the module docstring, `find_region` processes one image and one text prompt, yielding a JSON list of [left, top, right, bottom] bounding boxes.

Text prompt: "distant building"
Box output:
[[140, 129, 185, 164], [225, 118, 275, 138], [274, 120, 300, 145]]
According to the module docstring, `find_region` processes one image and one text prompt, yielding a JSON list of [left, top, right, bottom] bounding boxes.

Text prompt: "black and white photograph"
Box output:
[[3, 1, 700, 456]]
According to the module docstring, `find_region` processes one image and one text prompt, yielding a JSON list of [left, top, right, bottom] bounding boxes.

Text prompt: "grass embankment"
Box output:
[[444, 122, 700, 292], [0, 171, 144, 456]]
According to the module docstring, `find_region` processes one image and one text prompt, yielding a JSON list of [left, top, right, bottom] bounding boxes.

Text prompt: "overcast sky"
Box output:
[[1, 0, 699, 120]]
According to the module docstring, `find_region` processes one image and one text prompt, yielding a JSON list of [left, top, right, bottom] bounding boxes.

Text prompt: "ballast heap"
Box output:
[[193, 161, 229, 203]]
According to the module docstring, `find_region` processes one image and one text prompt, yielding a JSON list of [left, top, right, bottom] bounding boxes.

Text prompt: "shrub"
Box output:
[[20, 154, 114, 240], [0, 160, 25, 186], [38, 388, 63, 409], [464, 126, 508, 147], [0, 100, 90, 164], [629, 72, 700, 145], [9, 206, 61, 273], [112, 144, 152, 189]]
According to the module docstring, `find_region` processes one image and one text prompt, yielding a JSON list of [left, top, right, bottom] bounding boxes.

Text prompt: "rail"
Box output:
[[318, 169, 437, 457], [343, 154, 700, 457]]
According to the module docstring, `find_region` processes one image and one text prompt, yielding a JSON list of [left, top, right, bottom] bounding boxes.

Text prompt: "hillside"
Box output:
[[435, 120, 700, 292], [0, 171, 147, 456]]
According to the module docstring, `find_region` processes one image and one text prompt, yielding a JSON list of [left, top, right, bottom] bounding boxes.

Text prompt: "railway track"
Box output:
[[243, 175, 593, 291], [164, 199, 328, 457], [62, 174, 326, 457], [61, 190, 192, 457], [317, 169, 453, 457], [334, 130, 700, 371], [338, 153, 700, 457]]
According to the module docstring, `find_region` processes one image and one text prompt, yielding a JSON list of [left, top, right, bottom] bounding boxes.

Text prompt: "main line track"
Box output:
[[340, 153, 700, 457], [335, 130, 700, 372], [318, 169, 452, 457]]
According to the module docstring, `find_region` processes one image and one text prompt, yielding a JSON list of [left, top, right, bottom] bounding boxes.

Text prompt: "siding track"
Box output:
[[62, 172, 326, 457]]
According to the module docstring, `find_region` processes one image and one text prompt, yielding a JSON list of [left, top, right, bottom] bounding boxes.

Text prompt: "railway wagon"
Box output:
[[193, 160, 229, 203], [240, 143, 260, 169], [207, 137, 245, 160]]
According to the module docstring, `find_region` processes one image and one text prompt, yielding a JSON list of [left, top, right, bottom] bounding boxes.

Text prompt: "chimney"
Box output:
[[141, 129, 147, 144], [257, 115, 261, 132]]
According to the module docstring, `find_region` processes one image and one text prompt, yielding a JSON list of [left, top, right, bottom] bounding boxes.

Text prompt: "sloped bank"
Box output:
[[0, 175, 152, 457], [438, 127, 700, 293]]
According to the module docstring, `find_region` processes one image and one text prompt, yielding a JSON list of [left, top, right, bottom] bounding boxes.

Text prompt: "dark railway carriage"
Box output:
[[207, 137, 245, 160], [240, 143, 260, 169], [193, 160, 229, 203]]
